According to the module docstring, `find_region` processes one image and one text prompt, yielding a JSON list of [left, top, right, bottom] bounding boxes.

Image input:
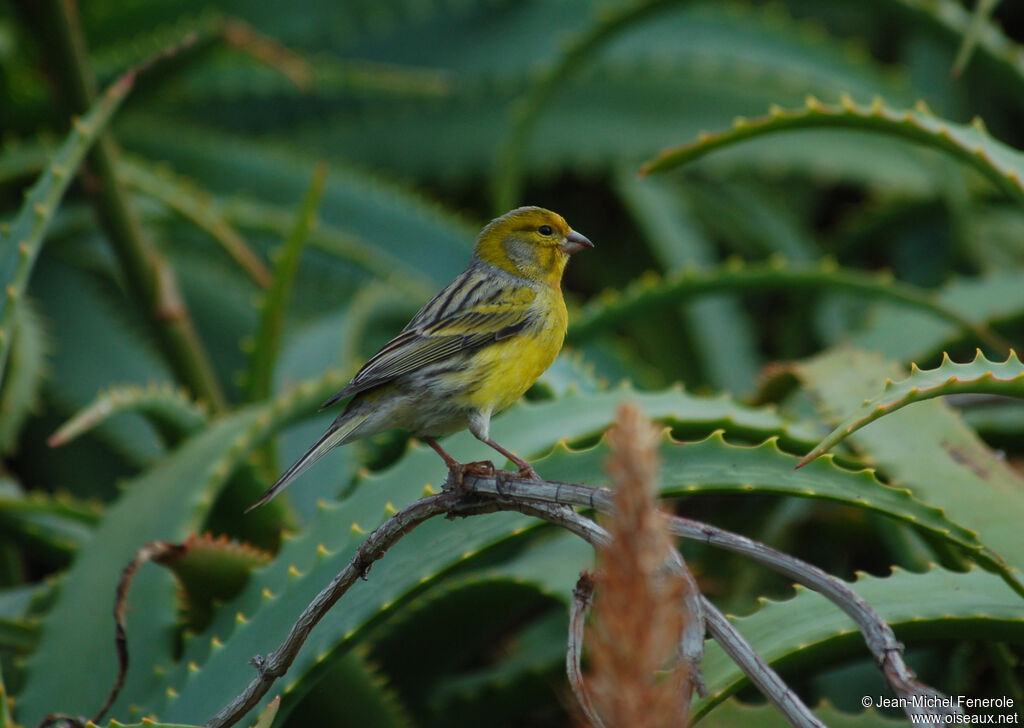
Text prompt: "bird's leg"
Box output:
[[482, 438, 540, 480], [422, 437, 495, 493], [422, 436, 461, 471]]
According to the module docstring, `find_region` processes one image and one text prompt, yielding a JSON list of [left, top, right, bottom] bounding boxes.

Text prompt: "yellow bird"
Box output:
[[250, 206, 593, 509]]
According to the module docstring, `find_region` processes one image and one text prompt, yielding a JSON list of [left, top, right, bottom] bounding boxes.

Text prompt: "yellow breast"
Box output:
[[463, 288, 568, 413]]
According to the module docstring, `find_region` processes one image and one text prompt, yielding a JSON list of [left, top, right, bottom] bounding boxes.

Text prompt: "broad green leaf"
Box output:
[[243, 164, 327, 402], [116, 115, 474, 289], [695, 566, 1024, 717], [796, 348, 1024, 595], [48, 382, 208, 449], [614, 171, 761, 393], [0, 72, 135, 384], [0, 301, 47, 453], [535, 430, 997, 576], [568, 260, 991, 348], [850, 272, 1024, 361], [15, 367, 349, 725], [34, 257, 170, 466], [118, 154, 272, 288], [702, 697, 921, 727], [801, 350, 1024, 465], [642, 95, 1024, 209]]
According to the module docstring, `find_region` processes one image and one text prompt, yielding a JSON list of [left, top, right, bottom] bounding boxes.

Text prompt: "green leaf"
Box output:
[[535, 430, 997, 576], [695, 566, 1024, 717], [116, 114, 473, 291], [48, 382, 209, 449], [280, 651, 413, 728], [0, 71, 135, 385], [800, 349, 1024, 466], [15, 367, 349, 725], [702, 698, 906, 727], [568, 260, 993, 349], [642, 95, 1024, 209], [34, 256, 171, 467], [0, 490, 99, 568], [0, 300, 47, 453], [796, 348, 1024, 596], [614, 171, 761, 393], [952, 0, 1006, 77], [849, 272, 1024, 362], [244, 164, 327, 403], [158, 533, 272, 631], [0, 660, 13, 728], [118, 154, 273, 288]]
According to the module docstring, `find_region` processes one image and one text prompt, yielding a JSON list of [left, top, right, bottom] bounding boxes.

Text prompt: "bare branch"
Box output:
[[476, 498, 818, 728], [205, 491, 458, 728], [700, 598, 824, 728], [567, 573, 606, 728], [459, 472, 959, 725]]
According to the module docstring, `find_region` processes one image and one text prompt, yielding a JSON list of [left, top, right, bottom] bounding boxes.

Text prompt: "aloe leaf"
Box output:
[[0, 661, 11, 728], [118, 155, 272, 288], [48, 382, 209, 449], [158, 533, 273, 631], [533, 349, 605, 399], [642, 95, 1024, 207], [797, 348, 1024, 595], [694, 566, 1024, 717], [14, 367, 349, 725], [614, 171, 761, 393], [280, 651, 413, 728], [883, 0, 1024, 97], [951, 0, 1006, 77], [116, 114, 473, 291], [568, 260, 993, 348], [35, 257, 173, 467], [800, 350, 1024, 466], [147, 3, 911, 187], [850, 272, 1024, 361], [0, 300, 47, 453], [535, 430, 999, 578], [702, 698, 905, 727], [244, 164, 327, 403], [0, 71, 135, 385], [488, 0, 909, 209], [0, 490, 99, 568]]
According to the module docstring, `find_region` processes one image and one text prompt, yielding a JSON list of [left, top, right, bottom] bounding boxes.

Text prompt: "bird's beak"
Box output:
[[562, 230, 594, 254]]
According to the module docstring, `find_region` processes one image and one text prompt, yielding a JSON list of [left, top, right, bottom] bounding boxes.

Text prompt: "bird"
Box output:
[[249, 206, 593, 510]]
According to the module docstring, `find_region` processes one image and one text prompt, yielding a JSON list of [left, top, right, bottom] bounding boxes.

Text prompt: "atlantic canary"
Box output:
[[250, 206, 593, 509]]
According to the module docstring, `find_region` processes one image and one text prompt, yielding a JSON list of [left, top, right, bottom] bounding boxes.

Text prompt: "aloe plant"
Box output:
[[1, 1, 1023, 726]]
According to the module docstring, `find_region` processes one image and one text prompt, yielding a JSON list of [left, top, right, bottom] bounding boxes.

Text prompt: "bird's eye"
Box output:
[[538, 225, 553, 236]]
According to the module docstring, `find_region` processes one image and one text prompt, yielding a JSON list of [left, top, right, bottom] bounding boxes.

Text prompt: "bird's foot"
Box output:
[[447, 460, 496, 495], [516, 464, 541, 480]]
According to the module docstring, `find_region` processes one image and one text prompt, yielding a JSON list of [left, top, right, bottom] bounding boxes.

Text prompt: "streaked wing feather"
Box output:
[[320, 291, 534, 408]]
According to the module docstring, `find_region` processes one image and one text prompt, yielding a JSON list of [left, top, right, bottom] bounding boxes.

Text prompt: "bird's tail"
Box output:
[[247, 410, 370, 511]]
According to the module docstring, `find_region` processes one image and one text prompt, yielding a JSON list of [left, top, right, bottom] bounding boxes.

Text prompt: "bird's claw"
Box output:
[[447, 460, 496, 495], [517, 465, 541, 480]]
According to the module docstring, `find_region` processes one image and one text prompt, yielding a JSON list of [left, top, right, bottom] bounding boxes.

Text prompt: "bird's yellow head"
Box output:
[[474, 206, 593, 288]]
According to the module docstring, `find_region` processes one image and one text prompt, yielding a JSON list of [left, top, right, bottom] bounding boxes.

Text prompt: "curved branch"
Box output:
[[204, 491, 458, 727]]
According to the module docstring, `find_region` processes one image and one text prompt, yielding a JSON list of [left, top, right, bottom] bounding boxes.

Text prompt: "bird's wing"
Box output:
[[321, 281, 536, 409]]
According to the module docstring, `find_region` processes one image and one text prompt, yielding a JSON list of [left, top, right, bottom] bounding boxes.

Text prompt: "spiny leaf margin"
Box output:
[[799, 349, 1024, 466]]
